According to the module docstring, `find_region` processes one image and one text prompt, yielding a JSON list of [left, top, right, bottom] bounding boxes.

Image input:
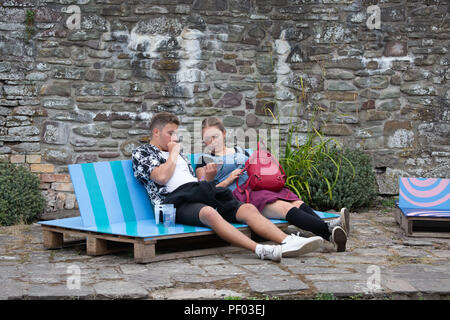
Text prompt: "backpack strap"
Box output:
[[234, 145, 250, 157], [236, 169, 252, 203]]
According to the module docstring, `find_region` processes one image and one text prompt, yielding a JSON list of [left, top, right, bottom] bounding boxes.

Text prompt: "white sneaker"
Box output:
[[286, 225, 316, 238], [281, 234, 323, 258], [255, 244, 282, 262]]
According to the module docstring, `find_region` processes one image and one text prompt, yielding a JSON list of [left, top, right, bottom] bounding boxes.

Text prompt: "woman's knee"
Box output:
[[292, 200, 304, 208]]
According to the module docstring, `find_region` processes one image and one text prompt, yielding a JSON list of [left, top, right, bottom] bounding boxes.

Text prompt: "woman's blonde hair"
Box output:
[[201, 117, 226, 136]]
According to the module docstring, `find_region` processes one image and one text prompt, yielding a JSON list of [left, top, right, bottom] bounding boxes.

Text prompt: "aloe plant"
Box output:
[[262, 77, 355, 204]]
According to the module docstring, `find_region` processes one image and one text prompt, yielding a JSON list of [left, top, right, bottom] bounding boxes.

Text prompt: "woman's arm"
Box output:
[[216, 168, 242, 188]]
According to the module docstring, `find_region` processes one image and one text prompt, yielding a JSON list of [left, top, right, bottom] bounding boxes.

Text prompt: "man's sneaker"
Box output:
[[286, 225, 316, 238], [281, 234, 323, 258], [330, 226, 347, 252], [255, 244, 282, 262]]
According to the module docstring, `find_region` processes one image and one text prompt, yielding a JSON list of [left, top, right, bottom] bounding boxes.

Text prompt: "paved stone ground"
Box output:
[[1, 209, 449, 300]]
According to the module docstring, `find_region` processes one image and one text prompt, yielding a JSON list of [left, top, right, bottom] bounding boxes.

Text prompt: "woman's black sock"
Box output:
[[299, 203, 320, 218], [286, 207, 331, 241]]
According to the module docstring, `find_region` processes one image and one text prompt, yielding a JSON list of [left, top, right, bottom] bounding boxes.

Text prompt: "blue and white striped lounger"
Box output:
[[39, 157, 339, 263], [395, 177, 450, 238]]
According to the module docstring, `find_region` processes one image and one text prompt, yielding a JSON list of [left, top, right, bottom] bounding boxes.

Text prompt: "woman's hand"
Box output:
[[226, 168, 242, 183]]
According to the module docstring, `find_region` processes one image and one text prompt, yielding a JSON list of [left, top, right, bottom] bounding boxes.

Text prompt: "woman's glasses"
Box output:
[[202, 133, 221, 145]]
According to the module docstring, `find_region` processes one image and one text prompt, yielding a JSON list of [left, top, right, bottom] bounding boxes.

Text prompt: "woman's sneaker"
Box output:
[[281, 234, 323, 257], [341, 207, 350, 235], [255, 244, 282, 262], [330, 226, 347, 252], [326, 207, 350, 236]]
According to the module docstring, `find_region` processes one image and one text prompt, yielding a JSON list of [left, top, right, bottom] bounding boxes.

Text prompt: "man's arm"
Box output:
[[150, 141, 180, 185]]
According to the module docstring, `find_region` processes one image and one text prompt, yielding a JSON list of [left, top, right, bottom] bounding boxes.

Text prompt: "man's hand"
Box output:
[[150, 141, 180, 185], [204, 163, 218, 181], [167, 141, 181, 158]]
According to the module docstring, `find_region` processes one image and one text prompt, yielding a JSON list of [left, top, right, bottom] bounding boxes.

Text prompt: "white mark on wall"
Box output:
[[387, 129, 414, 148], [176, 27, 207, 84], [361, 55, 415, 74], [274, 30, 295, 103]]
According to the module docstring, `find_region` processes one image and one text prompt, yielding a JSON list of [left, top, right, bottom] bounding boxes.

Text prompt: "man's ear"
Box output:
[[152, 127, 159, 139]]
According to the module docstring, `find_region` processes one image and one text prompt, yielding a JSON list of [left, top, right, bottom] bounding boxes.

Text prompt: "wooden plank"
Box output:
[[43, 229, 63, 249], [86, 236, 109, 256], [40, 221, 290, 263], [406, 231, 450, 239], [395, 208, 413, 236], [134, 241, 156, 263], [395, 208, 450, 238]]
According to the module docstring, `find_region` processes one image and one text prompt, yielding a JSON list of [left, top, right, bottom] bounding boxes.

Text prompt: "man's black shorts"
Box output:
[[164, 182, 245, 227]]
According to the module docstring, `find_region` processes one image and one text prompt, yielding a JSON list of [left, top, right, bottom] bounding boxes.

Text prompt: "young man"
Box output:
[[131, 112, 324, 262]]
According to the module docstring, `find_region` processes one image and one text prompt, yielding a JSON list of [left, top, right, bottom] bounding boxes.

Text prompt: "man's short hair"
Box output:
[[149, 112, 180, 137]]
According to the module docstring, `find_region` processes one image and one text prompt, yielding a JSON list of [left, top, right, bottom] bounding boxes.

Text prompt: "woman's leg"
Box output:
[[261, 200, 331, 241]]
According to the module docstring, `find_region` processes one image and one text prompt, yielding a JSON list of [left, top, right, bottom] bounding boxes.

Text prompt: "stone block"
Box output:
[[10, 154, 25, 163], [215, 92, 243, 108], [40, 81, 71, 97], [26, 155, 41, 164], [40, 174, 71, 183], [322, 124, 353, 136], [42, 121, 71, 145], [383, 41, 408, 57], [327, 80, 357, 91], [400, 83, 437, 96], [31, 164, 55, 173], [73, 124, 110, 138], [52, 183, 74, 192], [246, 275, 309, 294], [216, 60, 237, 73], [365, 110, 389, 121]]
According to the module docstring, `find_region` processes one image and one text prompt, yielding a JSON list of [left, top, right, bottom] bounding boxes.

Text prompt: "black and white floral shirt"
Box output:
[[131, 143, 195, 206]]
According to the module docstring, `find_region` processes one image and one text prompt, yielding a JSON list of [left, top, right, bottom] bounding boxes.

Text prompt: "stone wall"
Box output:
[[0, 0, 449, 217]]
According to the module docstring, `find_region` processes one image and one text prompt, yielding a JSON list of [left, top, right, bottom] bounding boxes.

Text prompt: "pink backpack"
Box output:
[[235, 142, 286, 203]]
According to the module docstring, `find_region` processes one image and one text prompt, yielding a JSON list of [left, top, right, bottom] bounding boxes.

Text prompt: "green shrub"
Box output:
[[0, 162, 45, 226], [305, 148, 378, 211]]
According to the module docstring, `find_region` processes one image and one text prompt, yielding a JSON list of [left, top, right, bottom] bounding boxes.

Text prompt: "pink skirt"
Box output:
[[232, 187, 300, 212]]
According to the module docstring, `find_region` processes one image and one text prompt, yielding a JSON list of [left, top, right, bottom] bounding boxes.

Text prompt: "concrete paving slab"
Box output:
[[245, 275, 309, 294], [1, 209, 449, 300]]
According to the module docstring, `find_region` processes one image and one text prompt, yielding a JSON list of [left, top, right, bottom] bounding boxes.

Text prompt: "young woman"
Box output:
[[196, 117, 350, 252]]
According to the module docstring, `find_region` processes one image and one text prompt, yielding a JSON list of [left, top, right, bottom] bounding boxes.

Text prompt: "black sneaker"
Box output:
[[331, 226, 347, 252]]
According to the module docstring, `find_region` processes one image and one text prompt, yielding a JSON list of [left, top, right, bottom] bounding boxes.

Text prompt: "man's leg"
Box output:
[[198, 206, 258, 251], [235, 203, 287, 244]]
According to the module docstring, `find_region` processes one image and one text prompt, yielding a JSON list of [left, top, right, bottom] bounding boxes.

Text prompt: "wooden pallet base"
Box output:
[[394, 208, 450, 239], [42, 224, 289, 263]]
